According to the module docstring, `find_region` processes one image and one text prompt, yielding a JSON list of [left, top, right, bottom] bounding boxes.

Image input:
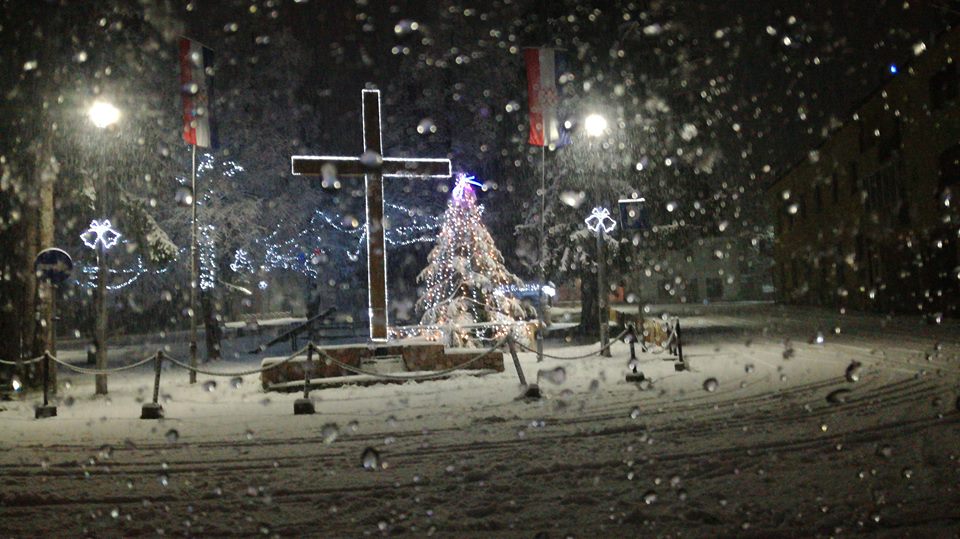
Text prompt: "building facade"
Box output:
[[767, 28, 960, 316]]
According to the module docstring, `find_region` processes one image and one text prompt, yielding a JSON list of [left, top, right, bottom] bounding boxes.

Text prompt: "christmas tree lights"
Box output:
[[416, 173, 534, 346]]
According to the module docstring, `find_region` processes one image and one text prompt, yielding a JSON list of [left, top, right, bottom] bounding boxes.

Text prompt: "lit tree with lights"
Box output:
[[417, 174, 534, 347]]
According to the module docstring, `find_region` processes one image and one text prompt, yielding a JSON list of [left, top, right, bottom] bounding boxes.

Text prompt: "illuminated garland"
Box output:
[[80, 251, 171, 291], [82, 149, 443, 290], [198, 224, 216, 291], [252, 202, 444, 278]]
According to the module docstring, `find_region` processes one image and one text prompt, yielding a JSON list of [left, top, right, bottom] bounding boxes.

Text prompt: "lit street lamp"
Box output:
[[585, 207, 616, 357], [88, 101, 121, 129], [86, 101, 120, 395], [584, 113, 608, 138], [583, 112, 612, 356]]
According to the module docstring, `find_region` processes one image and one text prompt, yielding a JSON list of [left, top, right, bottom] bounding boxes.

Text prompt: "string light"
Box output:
[[230, 248, 254, 273], [416, 173, 533, 346], [198, 224, 216, 290], [584, 207, 617, 234], [80, 219, 122, 250]]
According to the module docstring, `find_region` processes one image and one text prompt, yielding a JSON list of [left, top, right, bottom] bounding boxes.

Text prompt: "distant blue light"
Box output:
[[889, 63, 898, 75]]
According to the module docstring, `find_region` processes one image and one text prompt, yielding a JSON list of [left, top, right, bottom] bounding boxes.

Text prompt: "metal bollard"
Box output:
[[675, 319, 685, 365], [626, 323, 638, 362], [294, 344, 316, 415], [506, 336, 527, 386], [509, 337, 540, 400], [141, 351, 165, 419], [35, 351, 57, 419]]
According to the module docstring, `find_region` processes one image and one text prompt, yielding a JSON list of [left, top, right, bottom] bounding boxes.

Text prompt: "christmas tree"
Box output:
[[417, 174, 534, 346]]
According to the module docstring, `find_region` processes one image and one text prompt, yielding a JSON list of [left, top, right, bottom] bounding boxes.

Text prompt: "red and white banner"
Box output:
[[179, 37, 214, 148], [524, 47, 562, 147]]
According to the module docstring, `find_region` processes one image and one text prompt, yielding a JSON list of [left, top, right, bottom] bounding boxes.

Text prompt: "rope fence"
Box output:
[[162, 344, 311, 378], [0, 355, 45, 366], [48, 354, 157, 375], [513, 327, 631, 360], [4, 323, 683, 420]]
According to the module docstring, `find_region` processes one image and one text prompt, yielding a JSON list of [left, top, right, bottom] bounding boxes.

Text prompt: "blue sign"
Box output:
[[34, 248, 73, 284], [618, 198, 650, 231]]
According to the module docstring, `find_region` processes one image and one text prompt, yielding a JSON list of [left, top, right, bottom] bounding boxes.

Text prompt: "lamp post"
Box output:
[[81, 219, 121, 394], [86, 101, 120, 394], [175, 182, 198, 383], [583, 113, 612, 356], [585, 207, 616, 357]]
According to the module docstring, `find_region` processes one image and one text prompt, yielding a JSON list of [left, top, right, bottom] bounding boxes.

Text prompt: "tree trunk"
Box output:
[[20, 203, 38, 373], [579, 273, 599, 339], [35, 151, 57, 391], [201, 290, 222, 361], [0, 208, 24, 381]]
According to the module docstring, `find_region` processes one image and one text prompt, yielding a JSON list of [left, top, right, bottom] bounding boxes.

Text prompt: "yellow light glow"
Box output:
[[584, 113, 608, 137], [88, 101, 120, 128]]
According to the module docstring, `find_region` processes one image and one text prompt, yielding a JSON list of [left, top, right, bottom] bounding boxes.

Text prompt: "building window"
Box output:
[[864, 165, 898, 213], [877, 117, 901, 162], [706, 278, 723, 300], [657, 279, 673, 301], [848, 162, 859, 194], [859, 120, 877, 153], [939, 144, 960, 188], [930, 66, 959, 110], [686, 279, 701, 303]]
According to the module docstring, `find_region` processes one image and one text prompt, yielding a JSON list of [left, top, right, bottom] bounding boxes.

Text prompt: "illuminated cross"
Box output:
[[291, 89, 452, 342]]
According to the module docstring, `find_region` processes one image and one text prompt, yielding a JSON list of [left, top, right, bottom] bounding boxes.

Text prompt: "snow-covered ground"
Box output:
[[1, 303, 958, 537]]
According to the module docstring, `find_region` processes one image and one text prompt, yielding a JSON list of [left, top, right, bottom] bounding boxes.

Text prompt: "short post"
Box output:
[[674, 319, 686, 371], [506, 336, 527, 386], [35, 351, 57, 419], [625, 325, 647, 383], [141, 351, 164, 419], [509, 337, 540, 400], [294, 344, 316, 415]]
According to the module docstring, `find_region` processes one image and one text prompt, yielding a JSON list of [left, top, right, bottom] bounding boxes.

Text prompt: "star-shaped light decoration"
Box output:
[[80, 219, 122, 250], [452, 172, 483, 201], [584, 207, 617, 234]]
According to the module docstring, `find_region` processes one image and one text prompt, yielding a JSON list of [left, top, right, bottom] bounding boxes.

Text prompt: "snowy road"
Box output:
[[1, 304, 958, 537]]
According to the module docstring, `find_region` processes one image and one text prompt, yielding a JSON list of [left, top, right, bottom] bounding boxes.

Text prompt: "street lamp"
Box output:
[[86, 100, 120, 395], [81, 219, 121, 395], [584, 113, 608, 138], [88, 101, 121, 129], [585, 207, 616, 357]]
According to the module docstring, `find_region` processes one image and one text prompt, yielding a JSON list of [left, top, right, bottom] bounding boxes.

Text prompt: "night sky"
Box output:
[[184, 0, 951, 192]]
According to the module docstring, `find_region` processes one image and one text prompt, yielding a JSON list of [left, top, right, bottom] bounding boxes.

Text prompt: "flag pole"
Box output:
[[537, 143, 546, 363], [189, 142, 198, 384]]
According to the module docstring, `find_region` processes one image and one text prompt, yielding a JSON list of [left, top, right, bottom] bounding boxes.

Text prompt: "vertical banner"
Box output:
[[524, 47, 568, 147], [179, 37, 215, 148]]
